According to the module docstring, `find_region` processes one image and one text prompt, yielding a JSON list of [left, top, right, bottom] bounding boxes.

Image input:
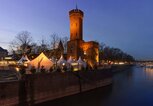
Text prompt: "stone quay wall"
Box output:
[[0, 70, 112, 106]]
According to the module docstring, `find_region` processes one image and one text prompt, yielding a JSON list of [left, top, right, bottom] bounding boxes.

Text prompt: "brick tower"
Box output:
[[67, 7, 99, 67], [67, 7, 84, 60], [69, 7, 83, 40]]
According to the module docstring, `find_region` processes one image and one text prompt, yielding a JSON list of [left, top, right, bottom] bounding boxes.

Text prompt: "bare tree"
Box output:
[[49, 34, 60, 50], [61, 36, 69, 53], [10, 31, 33, 54], [38, 37, 49, 52], [48, 34, 60, 58], [99, 42, 106, 51]]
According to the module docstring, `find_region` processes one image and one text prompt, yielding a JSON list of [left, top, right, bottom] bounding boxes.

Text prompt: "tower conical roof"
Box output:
[[58, 40, 64, 51]]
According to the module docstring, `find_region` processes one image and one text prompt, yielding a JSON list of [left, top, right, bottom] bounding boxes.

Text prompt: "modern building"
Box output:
[[67, 7, 99, 67]]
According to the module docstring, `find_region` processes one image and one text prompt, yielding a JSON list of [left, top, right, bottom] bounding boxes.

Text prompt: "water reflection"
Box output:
[[144, 67, 153, 80], [37, 67, 153, 106]]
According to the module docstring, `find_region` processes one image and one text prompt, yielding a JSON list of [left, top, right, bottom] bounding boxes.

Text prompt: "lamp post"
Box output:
[[55, 58, 58, 71]]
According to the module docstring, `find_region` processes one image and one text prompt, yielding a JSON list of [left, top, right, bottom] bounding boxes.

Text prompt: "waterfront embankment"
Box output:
[[0, 70, 112, 106], [37, 66, 153, 106]]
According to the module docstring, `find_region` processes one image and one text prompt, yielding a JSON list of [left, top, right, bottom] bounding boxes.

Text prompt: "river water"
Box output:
[[38, 66, 153, 106]]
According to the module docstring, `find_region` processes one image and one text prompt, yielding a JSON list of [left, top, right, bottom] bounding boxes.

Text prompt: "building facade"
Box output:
[[67, 8, 99, 67], [0, 47, 8, 60]]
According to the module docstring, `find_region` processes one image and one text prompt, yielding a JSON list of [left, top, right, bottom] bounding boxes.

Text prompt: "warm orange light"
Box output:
[[29, 52, 53, 70], [62, 63, 65, 66], [84, 51, 86, 55], [15, 67, 20, 72], [119, 62, 125, 65]]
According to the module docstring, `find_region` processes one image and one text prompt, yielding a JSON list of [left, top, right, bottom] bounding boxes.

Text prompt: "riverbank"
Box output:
[[36, 84, 113, 106], [35, 64, 134, 106], [0, 69, 112, 106], [36, 66, 153, 106], [111, 64, 135, 73]]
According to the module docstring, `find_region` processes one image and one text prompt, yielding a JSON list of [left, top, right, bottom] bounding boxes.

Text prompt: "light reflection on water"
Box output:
[[144, 67, 153, 80], [37, 66, 153, 106]]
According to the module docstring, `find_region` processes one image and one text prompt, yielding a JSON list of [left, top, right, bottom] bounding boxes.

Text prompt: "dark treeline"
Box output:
[[10, 31, 135, 63], [99, 42, 135, 63], [9, 31, 68, 60]]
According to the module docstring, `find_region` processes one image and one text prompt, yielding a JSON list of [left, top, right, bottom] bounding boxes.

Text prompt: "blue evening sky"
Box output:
[[0, 0, 153, 60]]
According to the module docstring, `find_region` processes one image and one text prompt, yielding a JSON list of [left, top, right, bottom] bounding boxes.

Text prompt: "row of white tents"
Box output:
[[18, 52, 86, 71]]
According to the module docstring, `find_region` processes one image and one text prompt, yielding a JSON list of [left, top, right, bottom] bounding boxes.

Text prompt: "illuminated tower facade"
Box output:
[[67, 8, 84, 60], [69, 8, 84, 40], [67, 7, 99, 67]]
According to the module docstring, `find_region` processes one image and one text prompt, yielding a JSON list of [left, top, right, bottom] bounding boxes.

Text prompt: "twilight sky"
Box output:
[[0, 0, 153, 60]]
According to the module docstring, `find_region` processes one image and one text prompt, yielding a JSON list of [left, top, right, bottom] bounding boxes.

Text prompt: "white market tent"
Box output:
[[67, 56, 75, 69], [28, 52, 54, 70], [51, 57, 56, 64], [77, 57, 87, 68], [18, 55, 30, 64], [57, 55, 67, 66], [67, 56, 75, 64]]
